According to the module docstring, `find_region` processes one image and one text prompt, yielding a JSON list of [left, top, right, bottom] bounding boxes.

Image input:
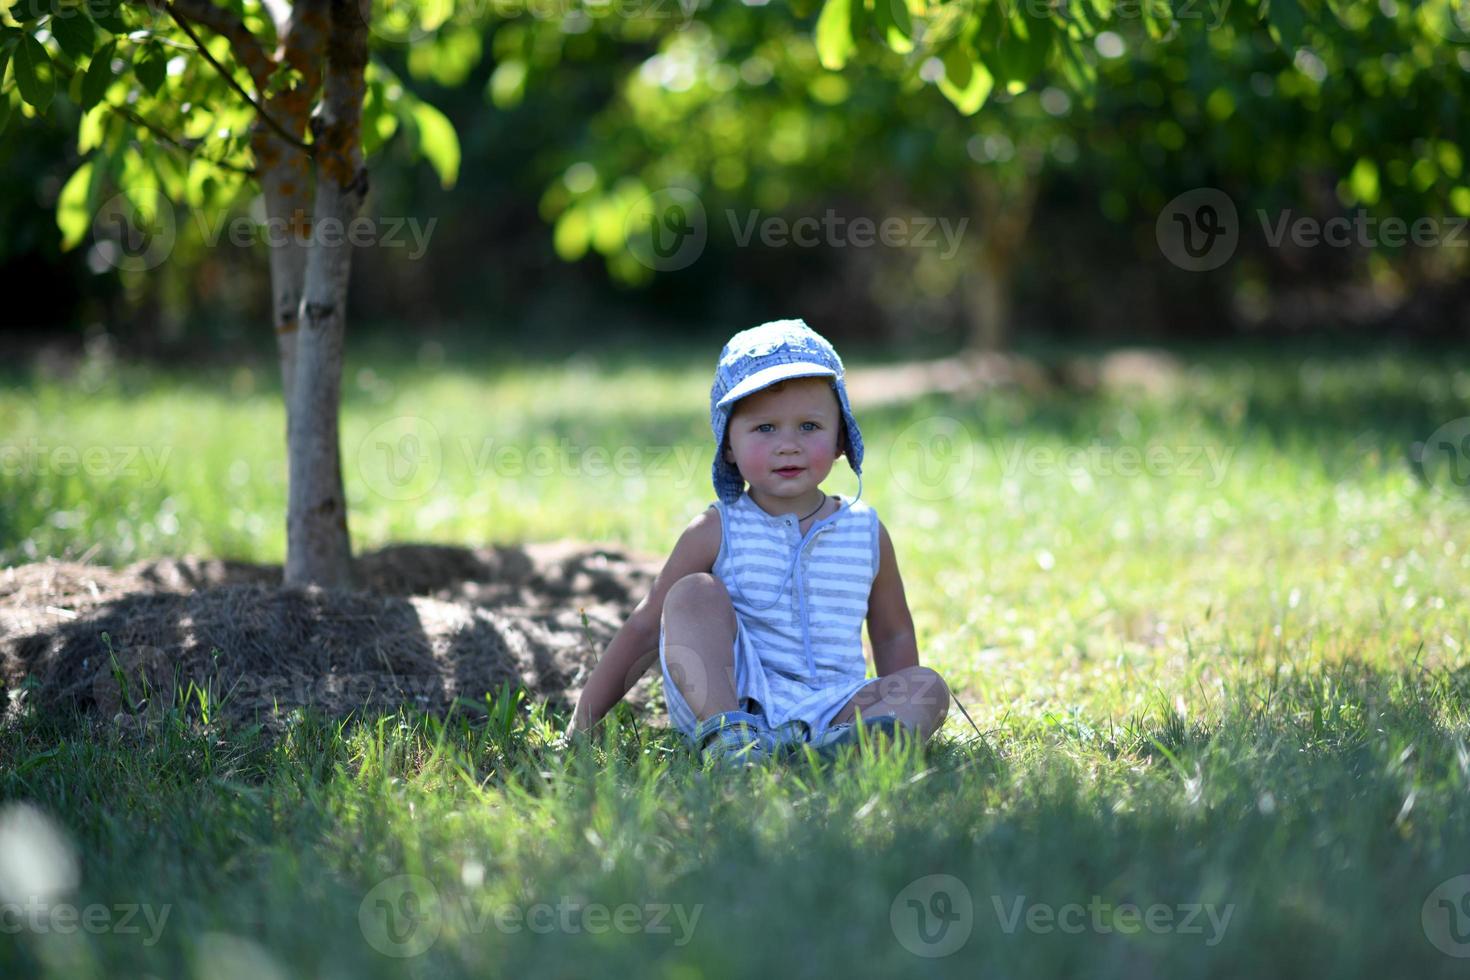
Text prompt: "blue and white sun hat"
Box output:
[[709, 318, 865, 506]]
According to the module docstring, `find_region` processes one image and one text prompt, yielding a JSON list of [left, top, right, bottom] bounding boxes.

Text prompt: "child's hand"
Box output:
[[559, 714, 595, 745]]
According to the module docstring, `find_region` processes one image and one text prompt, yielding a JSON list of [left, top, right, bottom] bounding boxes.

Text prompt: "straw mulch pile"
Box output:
[[0, 542, 661, 733]]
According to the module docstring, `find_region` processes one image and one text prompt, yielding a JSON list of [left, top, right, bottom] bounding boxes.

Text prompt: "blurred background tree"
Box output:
[[5, 0, 1467, 360]]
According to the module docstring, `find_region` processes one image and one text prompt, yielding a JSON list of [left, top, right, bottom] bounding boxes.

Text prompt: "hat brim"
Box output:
[[715, 362, 838, 409]]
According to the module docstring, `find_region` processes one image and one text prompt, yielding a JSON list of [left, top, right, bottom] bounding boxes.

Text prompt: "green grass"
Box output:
[[1, 336, 1469, 977]]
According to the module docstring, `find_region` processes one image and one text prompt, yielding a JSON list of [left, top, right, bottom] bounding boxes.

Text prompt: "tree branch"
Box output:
[[48, 54, 259, 177], [164, 0, 272, 88], [162, 0, 315, 157], [109, 103, 258, 177]]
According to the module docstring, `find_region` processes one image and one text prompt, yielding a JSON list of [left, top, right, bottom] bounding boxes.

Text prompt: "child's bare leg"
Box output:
[[661, 573, 740, 722], [829, 666, 950, 741]]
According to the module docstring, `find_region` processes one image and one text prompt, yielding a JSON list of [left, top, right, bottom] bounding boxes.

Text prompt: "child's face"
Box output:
[[723, 377, 845, 501]]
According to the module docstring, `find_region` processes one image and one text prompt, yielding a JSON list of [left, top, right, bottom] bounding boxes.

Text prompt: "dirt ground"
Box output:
[[0, 542, 662, 734]]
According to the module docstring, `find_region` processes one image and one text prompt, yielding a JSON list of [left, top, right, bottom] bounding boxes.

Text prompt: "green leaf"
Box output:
[[135, 42, 165, 96], [1055, 31, 1097, 94], [876, 0, 913, 53], [938, 52, 993, 114], [56, 159, 94, 250], [15, 34, 55, 111], [0, 93, 12, 139], [940, 43, 972, 90], [49, 7, 96, 60], [77, 102, 108, 151], [1349, 157, 1379, 205], [487, 58, 527, 109], [815, 0, 855, 70], [91, 0, 128, 34], [411, 99, 459, 189], [81, 39, 116, 110], [1266, 0, 1306, 51], [553, 203, 590, 261]]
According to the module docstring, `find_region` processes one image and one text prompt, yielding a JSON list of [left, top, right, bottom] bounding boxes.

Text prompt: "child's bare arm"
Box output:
[[866, 519, 920, 676], [566, 507, 722, 736]]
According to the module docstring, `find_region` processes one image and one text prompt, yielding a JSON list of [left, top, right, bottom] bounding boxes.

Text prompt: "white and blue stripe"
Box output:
[[660, 484, 881, 741]]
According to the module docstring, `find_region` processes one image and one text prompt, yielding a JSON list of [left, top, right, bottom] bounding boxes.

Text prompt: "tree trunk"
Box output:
[[283, 0, 369, 589], [963, 243, 1013, 352], [258, 0, 327, 427], [960, 171, 1039, 352]]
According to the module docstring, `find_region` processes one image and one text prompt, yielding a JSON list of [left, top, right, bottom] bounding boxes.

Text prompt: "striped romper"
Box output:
[[659, 488, 880, 742]]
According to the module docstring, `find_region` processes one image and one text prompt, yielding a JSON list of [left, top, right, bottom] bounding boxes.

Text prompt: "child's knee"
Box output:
[[663, 573, 737, 632], [880, 665, 950, 727]]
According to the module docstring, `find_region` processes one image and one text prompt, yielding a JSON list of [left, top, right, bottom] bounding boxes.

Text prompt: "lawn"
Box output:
[[1, 334, 1468, 977]]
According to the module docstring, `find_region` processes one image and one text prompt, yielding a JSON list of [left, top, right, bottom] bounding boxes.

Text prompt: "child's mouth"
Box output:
[[774, 467, 804, 477]]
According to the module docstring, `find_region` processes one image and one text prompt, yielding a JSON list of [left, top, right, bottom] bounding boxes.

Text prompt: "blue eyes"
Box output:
[[757, 423, 820, 433]]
